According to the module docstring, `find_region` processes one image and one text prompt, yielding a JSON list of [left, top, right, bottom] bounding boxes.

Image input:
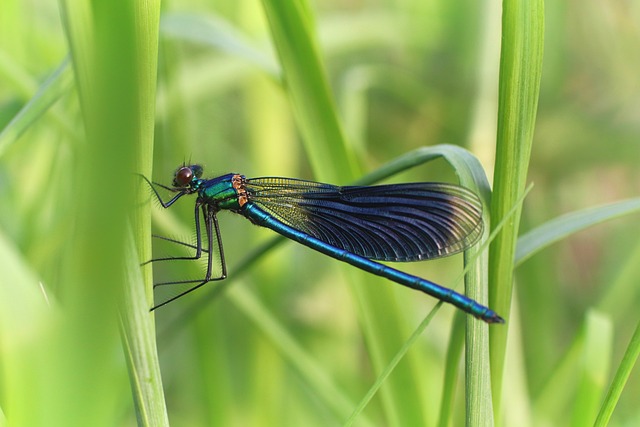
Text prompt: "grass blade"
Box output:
[[515, 198, 640, 266], [593, 318, 640, 427], [0, 58, 73, 158], [59, 0, 166, 424], [571, 311, 612, 427], [260, 0, 359, 181], [489, 0, 545, 416]]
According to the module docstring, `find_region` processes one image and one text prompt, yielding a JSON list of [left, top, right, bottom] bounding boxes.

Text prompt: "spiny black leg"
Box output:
[[150, 235, 210, 254], [210, 207, 228, 279], [196, 204, 227, 282], [144, 200, 204, 266], [202, 204, 214, 281], [150, 206, 227, 311], [149, 212, 228, 271], [139, 174, 186, 208]]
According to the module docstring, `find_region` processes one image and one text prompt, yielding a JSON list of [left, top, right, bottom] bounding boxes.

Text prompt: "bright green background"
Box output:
[[0, 1, 639, 426]]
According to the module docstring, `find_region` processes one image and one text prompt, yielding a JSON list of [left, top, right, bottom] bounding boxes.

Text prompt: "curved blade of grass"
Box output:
[[345, 183, 532, 426], [354, 145, 491, 200], [511, 200, 640, 426], [0, 58, 73, 158], [351, 145, 495, 427], [345, 146, 521, 427], [365, 145, 496, 427], [433, 145, 494, 427], [160, 12, 279, 77], [489, 0, 544, 414], [515, 198, 640, 266]]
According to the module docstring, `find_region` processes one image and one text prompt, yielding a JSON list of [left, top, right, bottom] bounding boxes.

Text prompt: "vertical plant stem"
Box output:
[[60, 0, 167, 425], [489, 0, 544, 422], [58, 0, 136, 424], [259, 0, 359, 182], [124, 2, 168, 426]]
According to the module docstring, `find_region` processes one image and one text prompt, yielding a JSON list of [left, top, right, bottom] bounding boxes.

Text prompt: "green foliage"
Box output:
[[489, 0, 544, 417], [1, 0, 639, 426]]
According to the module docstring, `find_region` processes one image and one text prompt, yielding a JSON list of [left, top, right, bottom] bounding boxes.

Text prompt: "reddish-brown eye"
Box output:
[[173, 166, 193, 187]]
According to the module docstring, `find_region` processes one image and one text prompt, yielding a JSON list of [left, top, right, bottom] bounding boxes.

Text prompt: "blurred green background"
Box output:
[[0, 0, 638, 426]]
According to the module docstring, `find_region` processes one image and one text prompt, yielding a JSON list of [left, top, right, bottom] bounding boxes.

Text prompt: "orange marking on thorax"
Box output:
[[232, 174, 248, 207]]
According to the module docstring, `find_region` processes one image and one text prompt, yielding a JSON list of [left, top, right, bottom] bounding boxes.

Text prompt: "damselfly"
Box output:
[[143, 165, 503, 324]]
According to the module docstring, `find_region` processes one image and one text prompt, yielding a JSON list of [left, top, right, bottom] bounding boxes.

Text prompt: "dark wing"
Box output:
[[244, 177, 484, 262]]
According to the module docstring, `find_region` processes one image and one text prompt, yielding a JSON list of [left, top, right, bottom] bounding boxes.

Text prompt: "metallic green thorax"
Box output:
[[199, 173, 244, 211]]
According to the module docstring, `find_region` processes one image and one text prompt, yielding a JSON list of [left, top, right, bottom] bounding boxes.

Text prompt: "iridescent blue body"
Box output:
[[144, 165, 504, 324]]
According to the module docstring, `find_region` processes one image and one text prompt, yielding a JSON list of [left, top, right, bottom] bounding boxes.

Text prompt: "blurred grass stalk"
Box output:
[[489, 0, 544, 423], [260, 1, 429, 425], [33, 0, 166, 425]]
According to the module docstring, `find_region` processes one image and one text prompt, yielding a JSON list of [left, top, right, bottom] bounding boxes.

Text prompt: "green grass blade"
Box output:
[[0, 58, 73, 158], [124, 2, 168, 425], [354, 145, 491, 199], [0, 47, 38, 97], [570, 311, 612, 427], [0, 229, 53, 426], [160, 12, 279, 77], [489, 0, 544, 417], [438, 313, 465, 427], [440, 146, 494, 427], [343, 305, 442, 427], [149, 206, 374, 425], [598, 239, 640, 321], [121, 231, 169, 427], [260, 0, 359, 181], [515, 198, 640, 266], [375, 145, 499, 427], [533, 330, 584, 424], [593, 318, 640, 427], [59, 0, 166, 425], [529, 311, 613, 427], [227, 284, 376, 427], [2, 1, 638, 425], [343, 145, 501, 427]]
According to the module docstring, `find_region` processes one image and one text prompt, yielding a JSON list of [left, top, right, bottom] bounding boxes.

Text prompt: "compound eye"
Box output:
[[173, 166, 194, 187]]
